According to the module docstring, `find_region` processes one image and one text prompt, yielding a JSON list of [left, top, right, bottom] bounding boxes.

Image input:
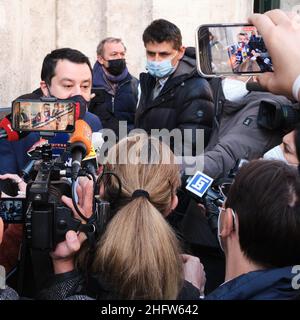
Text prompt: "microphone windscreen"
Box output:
[[70, 119, 92, 154]]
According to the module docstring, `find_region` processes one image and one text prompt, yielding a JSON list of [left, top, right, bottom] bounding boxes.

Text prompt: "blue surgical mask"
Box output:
[[146, 56, 177, 78]]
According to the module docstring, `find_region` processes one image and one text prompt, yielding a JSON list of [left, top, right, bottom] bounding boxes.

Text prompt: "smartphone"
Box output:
[[195, 23, 273, 77], [11, 99, 76, 133], [0, 198, 26, 223]]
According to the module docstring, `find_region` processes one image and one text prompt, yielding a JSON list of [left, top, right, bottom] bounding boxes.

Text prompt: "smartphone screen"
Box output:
[[196, 24, 273, 77], [0, 198, 26, 223], [12, 100, 76, 133]]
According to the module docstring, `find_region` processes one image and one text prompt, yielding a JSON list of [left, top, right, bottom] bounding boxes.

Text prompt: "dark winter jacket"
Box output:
[[204, 85, 291, 179], [206, 266, 300, 300], [89, 62, 138, 136], [135, 54, 214, 155], [38, 270, 201, 300]]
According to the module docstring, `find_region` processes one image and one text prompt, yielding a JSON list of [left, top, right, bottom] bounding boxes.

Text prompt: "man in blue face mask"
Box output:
[[135, 19, 214, 156]]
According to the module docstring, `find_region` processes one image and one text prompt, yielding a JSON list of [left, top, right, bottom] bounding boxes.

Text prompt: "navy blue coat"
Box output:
[[205, 266, 300, 300], [89, 62, 138, 137]]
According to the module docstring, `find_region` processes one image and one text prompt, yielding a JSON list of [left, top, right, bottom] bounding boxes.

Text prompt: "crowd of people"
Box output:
[[0, 9, 300, 301]]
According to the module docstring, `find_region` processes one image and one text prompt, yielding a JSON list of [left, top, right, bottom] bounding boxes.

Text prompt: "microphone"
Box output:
[[70, 95, 88, 120], [69, 119, 92, 181], [0, 115, 19, 141], [82, 147, 98, 177]]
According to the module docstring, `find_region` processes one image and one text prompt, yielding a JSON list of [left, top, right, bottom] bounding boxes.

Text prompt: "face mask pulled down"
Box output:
[[222, 78, 249, 102]]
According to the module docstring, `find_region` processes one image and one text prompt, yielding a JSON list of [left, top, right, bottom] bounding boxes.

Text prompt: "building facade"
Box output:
[[0, 0, 297, 107]]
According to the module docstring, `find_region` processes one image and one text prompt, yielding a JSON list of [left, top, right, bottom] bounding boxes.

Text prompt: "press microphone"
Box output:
[[69, 119, 92, 181], [0, 115, 19, 141]]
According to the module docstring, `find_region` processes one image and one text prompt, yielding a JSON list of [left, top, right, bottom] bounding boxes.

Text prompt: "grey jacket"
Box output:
[[203, 91, 292, 179]]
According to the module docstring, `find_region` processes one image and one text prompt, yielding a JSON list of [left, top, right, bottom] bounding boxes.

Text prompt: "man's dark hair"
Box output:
[[225, 159, 300, 268], [142, 19, 182, 50], [41, 48, 92, 86]]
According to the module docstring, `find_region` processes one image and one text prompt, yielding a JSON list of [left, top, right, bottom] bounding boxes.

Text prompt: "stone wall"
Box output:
[[0, 0, 255, 107]]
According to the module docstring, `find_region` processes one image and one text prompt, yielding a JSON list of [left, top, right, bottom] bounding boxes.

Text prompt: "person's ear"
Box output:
[[170, 195, 178, 211], [40, 81, 50, 97], [219, 208, 235, 239], [165, 195, 178, 217], [0, 218, 4, 244], [177, 46, 186, 60], [97, 55, 105, 65]]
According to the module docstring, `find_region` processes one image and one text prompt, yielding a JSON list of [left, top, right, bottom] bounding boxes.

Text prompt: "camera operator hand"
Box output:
[[182, 254, 206, 297], [61, 177, 94, 219], [249, 9, 300, 100], [51, 177, 94, 274]]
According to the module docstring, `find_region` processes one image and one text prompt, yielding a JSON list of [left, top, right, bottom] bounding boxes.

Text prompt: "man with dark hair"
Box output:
[[206, 160, 300, 300], [40, 48, 93, 87], [89, 37, 138, 137], [0, 48, 102, 175], [135, 19, 214, 156], [0, 48, 103, 295]]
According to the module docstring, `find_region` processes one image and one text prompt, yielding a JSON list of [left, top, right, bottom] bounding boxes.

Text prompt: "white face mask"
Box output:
[[222, 78, 249, 102], [263, 145, 288, 164]]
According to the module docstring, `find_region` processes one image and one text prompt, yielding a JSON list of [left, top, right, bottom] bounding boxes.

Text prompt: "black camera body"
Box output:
[[181, 160, 247, 236], [23, 143, 82, 251], [257, 99, 300, 130]]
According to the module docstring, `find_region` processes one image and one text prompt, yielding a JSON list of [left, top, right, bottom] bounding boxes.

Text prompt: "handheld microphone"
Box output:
[[0, 115, 19, 141], [69, 119, 92, 181], [82, 146, 98, 177]]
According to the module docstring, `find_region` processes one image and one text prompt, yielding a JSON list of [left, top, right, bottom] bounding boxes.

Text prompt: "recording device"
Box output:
[[0, 198, 26, 223], [0, 179, 20, 197], [196, 23, 273, 77], [182, 160, 248, 235], [69, 119, 92, 181], [0, 114, 29, 141], [11, 99, 76, 133], [257, 100, 300, 130]]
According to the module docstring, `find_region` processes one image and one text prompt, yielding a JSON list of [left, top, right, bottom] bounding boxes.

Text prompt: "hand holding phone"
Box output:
[[196, 23, 273, 77], [249, 10, 300, 100]]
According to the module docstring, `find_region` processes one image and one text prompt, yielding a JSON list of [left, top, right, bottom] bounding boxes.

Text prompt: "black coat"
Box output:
[[135, 55, 214, 155], [89, 63, 138, 137]]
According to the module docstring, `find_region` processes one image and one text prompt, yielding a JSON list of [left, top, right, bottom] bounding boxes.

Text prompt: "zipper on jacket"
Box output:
[[112, 96, 115, 113]]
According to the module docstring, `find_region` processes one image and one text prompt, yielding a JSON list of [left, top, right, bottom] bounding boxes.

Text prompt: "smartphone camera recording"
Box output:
[[196, 23, 273, 77], [11, 99, 76, 133]]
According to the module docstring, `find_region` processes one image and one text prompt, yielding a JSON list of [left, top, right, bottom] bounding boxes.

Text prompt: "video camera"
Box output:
[[0, 97, 107, 251], [257, 99, 300, 130]]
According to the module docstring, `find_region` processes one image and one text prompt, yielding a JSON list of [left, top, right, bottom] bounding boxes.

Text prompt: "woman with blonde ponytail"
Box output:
[[49, 133, 205, 300], [87, 133, 203, 299]]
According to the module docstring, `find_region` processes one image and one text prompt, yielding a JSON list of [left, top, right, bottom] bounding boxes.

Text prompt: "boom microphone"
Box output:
[[69, 119, 92, 181]]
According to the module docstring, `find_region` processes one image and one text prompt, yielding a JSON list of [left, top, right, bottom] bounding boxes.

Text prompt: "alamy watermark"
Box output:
[[95, 122, 205, 176], [292, 265, 300, 290]]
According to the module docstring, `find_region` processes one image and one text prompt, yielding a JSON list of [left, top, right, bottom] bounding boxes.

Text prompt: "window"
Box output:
[[254, 0, 280, 13]]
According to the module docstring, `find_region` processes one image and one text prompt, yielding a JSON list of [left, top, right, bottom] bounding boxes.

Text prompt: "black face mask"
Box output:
[[106, 59, 126, 76], [70, 95, 89, 120]]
